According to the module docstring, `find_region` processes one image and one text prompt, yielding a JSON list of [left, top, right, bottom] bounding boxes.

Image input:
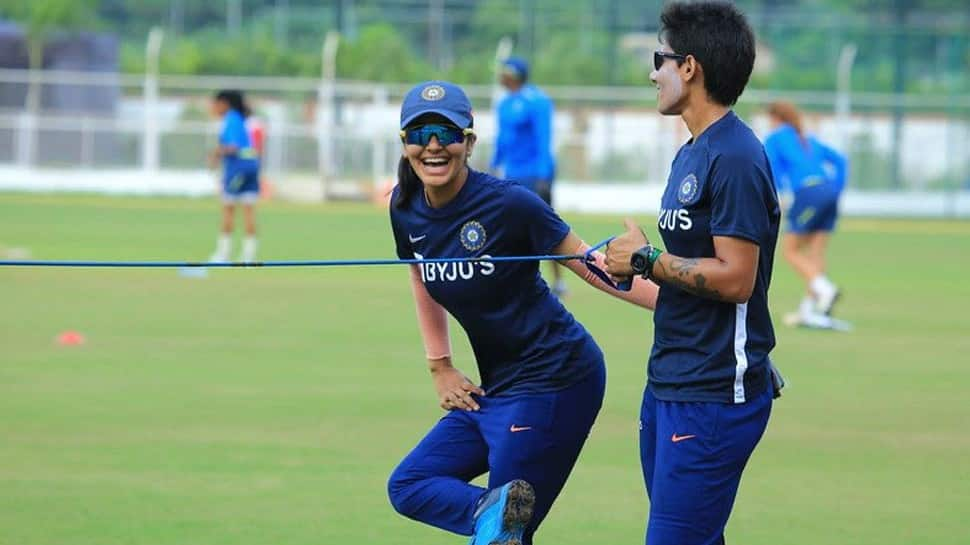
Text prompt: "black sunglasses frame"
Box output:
[[653, 51, 688, 71]]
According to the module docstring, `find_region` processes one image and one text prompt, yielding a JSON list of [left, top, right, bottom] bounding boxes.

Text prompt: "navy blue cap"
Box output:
[[501, 57, 529, 81], [400, 81, 473, 129]]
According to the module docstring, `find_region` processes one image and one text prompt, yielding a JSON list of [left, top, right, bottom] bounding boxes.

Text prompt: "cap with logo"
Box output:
[[400, 81, 473, 129]]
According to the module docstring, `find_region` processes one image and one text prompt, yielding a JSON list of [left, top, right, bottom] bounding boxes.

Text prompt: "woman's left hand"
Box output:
[[605, 218, 649, 280]]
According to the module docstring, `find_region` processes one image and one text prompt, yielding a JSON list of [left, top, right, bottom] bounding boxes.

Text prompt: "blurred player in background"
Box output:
[[387, 81, 658, 545], [764, 101, 848, 324], [490, 57, 566, 297], [605, 2, 779, 544], [208, 89, 261, 264]]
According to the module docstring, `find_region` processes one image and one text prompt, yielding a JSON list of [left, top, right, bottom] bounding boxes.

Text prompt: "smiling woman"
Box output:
[[603, 2, 780, 544], [399, 119, 477, 208], [384, 80, 659, 545]]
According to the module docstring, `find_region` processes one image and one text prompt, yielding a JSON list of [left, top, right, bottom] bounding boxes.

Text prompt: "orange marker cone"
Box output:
[[56, 331, 86, 346]]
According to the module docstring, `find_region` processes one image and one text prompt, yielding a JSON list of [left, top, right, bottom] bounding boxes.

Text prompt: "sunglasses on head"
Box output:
[[400, 124, 474, 147], [653, 50, 687, 71]]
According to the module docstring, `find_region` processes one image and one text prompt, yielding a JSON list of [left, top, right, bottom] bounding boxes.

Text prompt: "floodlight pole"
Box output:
[[318, 30, 340, 201], [491, 36, 513, 110], [835, 43, 857, 153], [142, 27, 164, 173]]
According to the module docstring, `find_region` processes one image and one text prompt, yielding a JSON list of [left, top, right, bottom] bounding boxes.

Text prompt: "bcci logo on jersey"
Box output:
[[677, 174, 700, 205], [460, 221, 487, 251]]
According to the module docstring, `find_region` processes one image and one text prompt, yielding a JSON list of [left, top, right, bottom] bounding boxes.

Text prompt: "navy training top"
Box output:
[[390, 169, 603, 396], [651, 111, 780, 404]]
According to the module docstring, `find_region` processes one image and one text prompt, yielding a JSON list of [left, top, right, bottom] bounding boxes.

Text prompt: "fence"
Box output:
[[0, 67, 968, 214]]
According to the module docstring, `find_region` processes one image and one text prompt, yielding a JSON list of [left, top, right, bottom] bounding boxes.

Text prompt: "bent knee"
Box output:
[[387, 467, 417, 516]]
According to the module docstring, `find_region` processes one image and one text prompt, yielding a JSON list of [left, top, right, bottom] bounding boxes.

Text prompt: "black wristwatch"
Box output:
[[631, 244, 663, 280]]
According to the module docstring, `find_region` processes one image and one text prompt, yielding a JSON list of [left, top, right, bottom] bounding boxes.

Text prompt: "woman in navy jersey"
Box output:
[[386, 80, 658, 545], [605, 2, 780, 544]]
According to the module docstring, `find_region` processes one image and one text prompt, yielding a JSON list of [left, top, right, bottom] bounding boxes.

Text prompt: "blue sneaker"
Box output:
[[469, 480, 535, 545]]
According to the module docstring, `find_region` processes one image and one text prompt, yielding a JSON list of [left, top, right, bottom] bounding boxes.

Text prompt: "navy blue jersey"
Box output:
[[390, 170, 602, 397], [650, 111, 780, 404]]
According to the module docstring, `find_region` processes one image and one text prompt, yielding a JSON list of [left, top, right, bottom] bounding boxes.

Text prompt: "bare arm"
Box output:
[[409, 264, 451, 361], [605, 219, 759, 304], [553, 231, 658, 310], [408, 265, 484, 411], [650, 236, 759, 303]]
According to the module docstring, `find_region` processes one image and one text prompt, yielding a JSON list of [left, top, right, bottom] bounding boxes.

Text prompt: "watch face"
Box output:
[[632, 253, 647, 273]]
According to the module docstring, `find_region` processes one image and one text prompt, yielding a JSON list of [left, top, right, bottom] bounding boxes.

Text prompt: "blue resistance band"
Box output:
[[0, 237, 633, 290], [0, 256, 581, 268], [0, 236, 603, 263], [582, 236, 632, 291]]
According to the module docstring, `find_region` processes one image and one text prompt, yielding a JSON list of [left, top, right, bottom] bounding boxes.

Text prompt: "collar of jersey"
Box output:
[[685, 110, 736, 148], [415, 168, 478, 218]]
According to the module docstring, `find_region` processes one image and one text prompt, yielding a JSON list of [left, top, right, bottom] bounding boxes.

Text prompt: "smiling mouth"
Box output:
[[421, 157, 449, 168]]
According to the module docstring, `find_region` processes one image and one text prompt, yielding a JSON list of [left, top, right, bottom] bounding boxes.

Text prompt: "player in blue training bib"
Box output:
[[765, 101, 848, 324], [207, 89, 261, 264], [491, 57, 565, 297], [605, 3, 780, 544], [386, 81, 659, 545]]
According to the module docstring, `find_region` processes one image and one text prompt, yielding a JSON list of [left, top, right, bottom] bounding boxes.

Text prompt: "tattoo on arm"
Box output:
[[657, 257, 725, 301]]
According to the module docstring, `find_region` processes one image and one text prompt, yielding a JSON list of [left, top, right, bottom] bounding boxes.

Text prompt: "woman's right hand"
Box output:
[[431, 366, 485, 411]]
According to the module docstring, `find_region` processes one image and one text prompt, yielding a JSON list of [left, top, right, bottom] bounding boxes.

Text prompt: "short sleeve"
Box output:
[[220, 113, 246, 147], [504, 184, 570, 254], [389, 192, 412, 260], [709, 153, 773, 245]]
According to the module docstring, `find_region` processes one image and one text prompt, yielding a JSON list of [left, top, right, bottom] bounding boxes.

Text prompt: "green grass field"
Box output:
[[2, 193, 969, 545]]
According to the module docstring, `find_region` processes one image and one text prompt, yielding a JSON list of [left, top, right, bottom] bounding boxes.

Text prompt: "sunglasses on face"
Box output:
[[399, 124, 474, 147], [653, 50, 687, 71]]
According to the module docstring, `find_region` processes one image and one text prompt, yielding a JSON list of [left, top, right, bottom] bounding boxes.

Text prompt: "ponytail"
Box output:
[[768, 101, 807, 147], [395, 156, 422, 209]]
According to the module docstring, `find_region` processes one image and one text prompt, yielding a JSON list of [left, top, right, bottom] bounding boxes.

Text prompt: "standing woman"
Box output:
[[208, 89, 261, 264], [765, 101, 848, 320], [605, 2, 780, 544], [386, 81, 658, 545]]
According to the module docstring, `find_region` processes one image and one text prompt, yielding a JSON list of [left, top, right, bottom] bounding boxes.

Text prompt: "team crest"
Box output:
[[421, 85, 446, 101], [459, 221, 487, 251], [677, 173, 700, 204]]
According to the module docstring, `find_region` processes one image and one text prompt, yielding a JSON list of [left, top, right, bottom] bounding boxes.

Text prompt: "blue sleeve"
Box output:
[[816, 139, 848, 191], [533, 96, 554, 181], [491, 96, 530, 171], [763, 134, 788, 193], [708, 153, 773, 245], [219, 113, 248, 149], [504, 184, 570, 254], [490, 97, 510, 170]]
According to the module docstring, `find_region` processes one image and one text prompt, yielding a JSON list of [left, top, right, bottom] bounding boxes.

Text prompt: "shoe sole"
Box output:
[[494, 480, 535, 545]]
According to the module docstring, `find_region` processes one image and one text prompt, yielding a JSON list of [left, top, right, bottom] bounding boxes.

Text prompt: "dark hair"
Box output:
[[394, 113, 474, 209], [659, 1, 756, 107], [215, 89, 249, 117], [394, 157, 423, 209]]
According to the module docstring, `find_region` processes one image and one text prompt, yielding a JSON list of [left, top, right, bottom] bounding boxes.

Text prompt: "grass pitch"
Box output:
[[1, 193, 969, 545]]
